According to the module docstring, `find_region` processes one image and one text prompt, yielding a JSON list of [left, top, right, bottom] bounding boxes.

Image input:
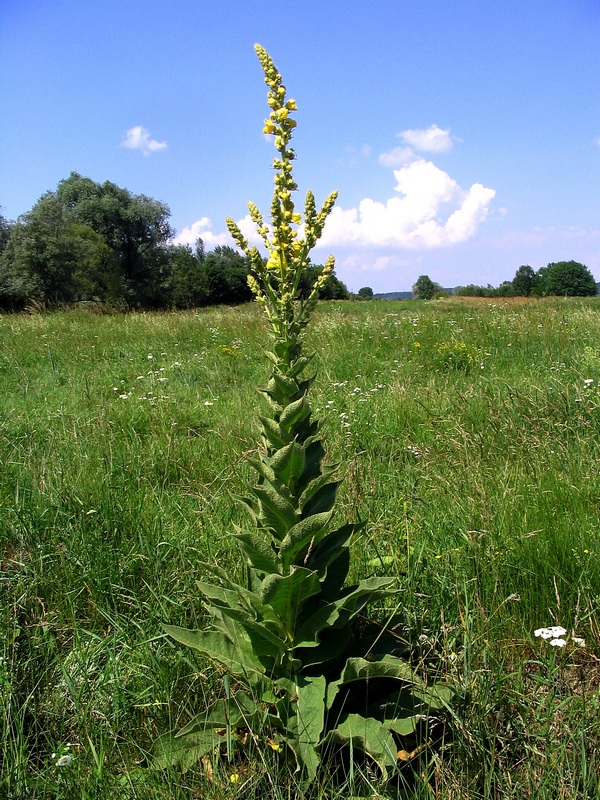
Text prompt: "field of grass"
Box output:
[[2, 296, 600, 799]]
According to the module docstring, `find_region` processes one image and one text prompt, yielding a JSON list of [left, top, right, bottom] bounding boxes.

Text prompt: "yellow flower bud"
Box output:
[[291, 213, 302, 224]]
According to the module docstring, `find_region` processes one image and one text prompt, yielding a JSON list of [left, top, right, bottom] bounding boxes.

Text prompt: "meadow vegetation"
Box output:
[[2, 295, 600, 798]]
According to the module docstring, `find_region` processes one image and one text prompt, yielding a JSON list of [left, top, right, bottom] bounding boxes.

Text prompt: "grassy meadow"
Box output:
[[2, 296, 600, 798]]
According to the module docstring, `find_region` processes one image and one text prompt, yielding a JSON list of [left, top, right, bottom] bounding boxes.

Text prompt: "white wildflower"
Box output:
[[534, 626, 567, 640], [56, 754, 72, 766], [549, 638, 567, 648]]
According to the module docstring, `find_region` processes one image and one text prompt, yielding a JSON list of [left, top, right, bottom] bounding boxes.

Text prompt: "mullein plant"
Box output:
[[155, 44, 451, 786]]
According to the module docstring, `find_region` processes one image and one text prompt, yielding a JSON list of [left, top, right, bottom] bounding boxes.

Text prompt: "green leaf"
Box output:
[[326, 655, 425, 712], [259, 416, 290, 449], [300, 479, 339, 517], [162, 626, 264, 679], [269, 442, 306, 486], [176, 691, 262, 738], [279, 511, 333, 569], [253, 482, 298, 536], [152, 729, 222, 771], [322, 713, 398, 778], [297, 577, 396, 646], [279, 396, 311, 434], [262, 373, 300, 406], [234, 530, 282, 575], [296, 439, 326, 492], [260, 567, 321, 624], [275, 675, 327, 782]]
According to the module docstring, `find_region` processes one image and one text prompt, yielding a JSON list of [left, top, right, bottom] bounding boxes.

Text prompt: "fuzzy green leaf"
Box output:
[[253, 482, 298, 536], [262, 373, 300, 406], [162, 626, 264, 679], [297, 576, 396, 645], [152, 729, 223, 771], [260, 567, 321, 624], [234, 530, 282, 575], [269, 441, 306, 486], [275, 675, 327, 782], [300, 479, 339, 517], [279, 511, 333, 568], [322, 713, 398, 778], [279, 396, 311, 434], [259, 416, 290, 449], [176, 691, 261, 738]]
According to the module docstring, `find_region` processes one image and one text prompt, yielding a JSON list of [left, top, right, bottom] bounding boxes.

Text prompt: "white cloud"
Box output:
[[399, 124, 455, 153], [173, 217, 229, 248], [320, 158, 495, 250], [173, 214, 264, 250], [121, 125, 167, 156]]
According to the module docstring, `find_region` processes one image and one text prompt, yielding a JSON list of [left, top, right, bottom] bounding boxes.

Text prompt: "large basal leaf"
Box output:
[[297, 576, 397, 646], [176, 691, 261, 738], [162, 626, 264, 680], [325, 655, 423, 712], [279, 511, 333, 569], [275, 674, 327, 782], [260, 567, 321, 624], [152, 728, 223, 771], [321, 713, 398, 779]]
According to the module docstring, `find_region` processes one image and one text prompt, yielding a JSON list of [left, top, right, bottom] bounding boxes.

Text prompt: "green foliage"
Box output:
[[357, 286, 373, 300], [539, 260, 597, 297], [158, 45, 450, 786], [412, 275, 437, 300]]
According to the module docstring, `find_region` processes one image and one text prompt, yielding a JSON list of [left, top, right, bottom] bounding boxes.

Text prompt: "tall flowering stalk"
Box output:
[[156, 45, 450, 787], [226, 44, 338, 375]]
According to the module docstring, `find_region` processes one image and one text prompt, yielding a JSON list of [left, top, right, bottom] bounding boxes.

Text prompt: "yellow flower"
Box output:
[[263, 120, 276, 134], [230, 773, 240, 784], [291, 212, 302, 224]]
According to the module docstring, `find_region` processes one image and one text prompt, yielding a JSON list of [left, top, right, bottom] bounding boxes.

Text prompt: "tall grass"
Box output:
[[2, 297, 599, 798]]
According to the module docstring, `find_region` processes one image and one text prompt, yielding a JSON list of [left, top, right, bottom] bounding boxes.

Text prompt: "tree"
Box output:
[[541, 260, 597, 297], [357, 286, 373, 300], [164, 241, 209, 308], [412, 274, 436, 300], [512, 264, 536, 296], [55, 172, 174, 304], [202, 245, 253, 305], [298, 264, 349, 300], [0, 210, 12, 253]]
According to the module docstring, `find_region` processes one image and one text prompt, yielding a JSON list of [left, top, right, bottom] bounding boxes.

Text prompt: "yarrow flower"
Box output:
[[534, 625, 584, 648]]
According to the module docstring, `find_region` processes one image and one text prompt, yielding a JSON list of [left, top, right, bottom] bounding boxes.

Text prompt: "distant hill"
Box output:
[[373, 290, 453, 300], [373, 291, 413, 300]]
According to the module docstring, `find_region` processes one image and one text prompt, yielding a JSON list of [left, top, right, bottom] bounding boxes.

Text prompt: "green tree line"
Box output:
[[452, 261, 597, 298], [0, 173, 349, 311]]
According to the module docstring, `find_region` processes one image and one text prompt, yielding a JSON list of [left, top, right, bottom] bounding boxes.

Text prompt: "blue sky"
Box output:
[[2, 0, 600, 292]]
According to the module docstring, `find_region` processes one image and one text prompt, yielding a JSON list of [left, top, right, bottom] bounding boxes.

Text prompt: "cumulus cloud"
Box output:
[[173, 214, 264, 250], [173, 217, 229, 248], [379, 124, 456, 168], [320, 158, 495, 250], [121, 125, 167, 156], [400, 124, 455, 153]]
